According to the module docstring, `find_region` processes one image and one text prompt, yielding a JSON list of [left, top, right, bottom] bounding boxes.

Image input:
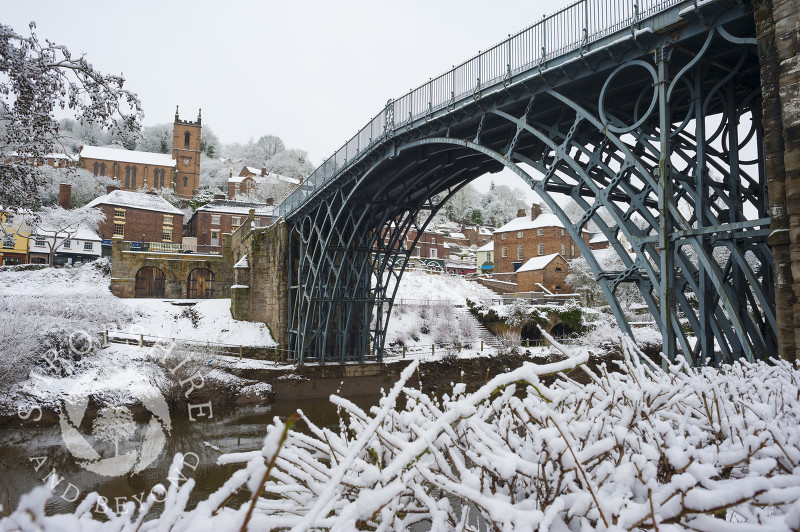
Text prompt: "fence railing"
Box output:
[[278, 0, 687, 218], [121, 241, 222, 255]]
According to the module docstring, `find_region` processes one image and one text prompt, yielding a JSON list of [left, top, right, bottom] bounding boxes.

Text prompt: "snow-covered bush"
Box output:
[[7, 340, 800, 531], [0, 260, 134, 387]]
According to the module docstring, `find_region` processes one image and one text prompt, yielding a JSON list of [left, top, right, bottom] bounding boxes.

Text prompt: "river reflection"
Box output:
[[0, 394, 380, 517]]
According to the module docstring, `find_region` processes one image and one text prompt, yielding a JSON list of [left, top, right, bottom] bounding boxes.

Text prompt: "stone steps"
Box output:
[[455, 308, 503, 349]]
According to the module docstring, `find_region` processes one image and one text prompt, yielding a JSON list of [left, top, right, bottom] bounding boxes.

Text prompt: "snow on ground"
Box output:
[[391, 269, 497, 305], [115, 298, 276, 347], [0, 261, 112, 296]]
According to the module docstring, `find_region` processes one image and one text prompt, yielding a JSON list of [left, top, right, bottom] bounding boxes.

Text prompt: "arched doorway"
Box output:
[[520, 323, 543, 346], [187, 268, 215, 299], [550, 323, 574, 339], [135, 266, 165, 298]]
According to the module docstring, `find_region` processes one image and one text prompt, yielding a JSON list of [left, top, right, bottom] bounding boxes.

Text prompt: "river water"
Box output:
[[0, 395, 380, 517]]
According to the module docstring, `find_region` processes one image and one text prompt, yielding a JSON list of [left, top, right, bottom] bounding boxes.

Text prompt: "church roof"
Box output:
[[79, 146, 176, 167]]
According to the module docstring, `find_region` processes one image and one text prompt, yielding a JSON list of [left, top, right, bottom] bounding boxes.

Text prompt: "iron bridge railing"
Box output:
[[279, 0, 689, 218]]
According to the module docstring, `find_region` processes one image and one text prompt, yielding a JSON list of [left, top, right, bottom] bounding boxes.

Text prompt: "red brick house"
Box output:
[[86, 190, 184, 250], [461, 224, 494, 247], [186, 200, 276, 254], [516, 253, 570, 293], [493, 204, 590, 274]]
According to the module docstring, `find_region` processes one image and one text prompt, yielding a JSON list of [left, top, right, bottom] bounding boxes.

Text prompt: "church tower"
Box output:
[[172, 106, 202, 199]]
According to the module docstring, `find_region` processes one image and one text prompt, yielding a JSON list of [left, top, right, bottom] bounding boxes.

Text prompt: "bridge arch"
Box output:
[[280, 4, 773, 366]]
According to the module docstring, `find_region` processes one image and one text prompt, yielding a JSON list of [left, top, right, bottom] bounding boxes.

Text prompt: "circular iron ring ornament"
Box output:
[[599, 60, 658, 134]]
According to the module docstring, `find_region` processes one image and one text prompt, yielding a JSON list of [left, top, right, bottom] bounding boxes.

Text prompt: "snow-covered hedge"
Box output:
[[3, 337, 800, 530]]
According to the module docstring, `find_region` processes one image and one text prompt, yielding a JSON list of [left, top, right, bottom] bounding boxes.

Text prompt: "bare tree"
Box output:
[[21, 205, 105, 265], [0, 22, 143, 210]]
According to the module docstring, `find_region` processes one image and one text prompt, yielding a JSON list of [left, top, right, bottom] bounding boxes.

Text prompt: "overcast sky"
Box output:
[[5, 0, 573, 203]]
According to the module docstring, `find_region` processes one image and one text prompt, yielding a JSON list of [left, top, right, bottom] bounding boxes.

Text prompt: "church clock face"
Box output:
[[182, 158, 189, 165]]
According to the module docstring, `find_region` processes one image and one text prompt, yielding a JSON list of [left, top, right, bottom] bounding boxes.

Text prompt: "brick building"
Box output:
[[86, 190, 184, 248], [516, 253, 570, 293], [461, 223, 494, 247], [493, 204, 590, 274], [186, 200, 277, 254], [78, 108, 201, 199]]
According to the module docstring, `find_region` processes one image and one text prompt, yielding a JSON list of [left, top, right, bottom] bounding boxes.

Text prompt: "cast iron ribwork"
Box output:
[[279, 0, 773, 365]]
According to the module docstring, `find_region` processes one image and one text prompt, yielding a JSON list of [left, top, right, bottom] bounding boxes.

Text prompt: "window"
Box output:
[[210, 231, 219, 246], [5, 214, 13, 225], [163, 229, 172, 242], [93, 162, 99, 176], [183, 177, 188, 187], [501, 246, 507, 258], [184, 132, 191, 148], [429, 248, 437, 259], [163, 215, 173, 225], [63, 239, 71, 249], [537, 243, 544, 256], [501, 233, 507, 240], [83, 242, 93, 251], [561, 243, 565, 255], [517, 245, 524, 261], [211, 215, 221, 225], [114, 209, 125, 219], [571, 244, 575, 256], [231, 216, 241, 226], [560, 228, 565, 236], [517, 231, 523, 239], [555, 267, 562, 272], [100, 163, 105, 177], [2, 235, 14, 248], [114, 223, 124, 236], [537, 228, 544, 236], [34, 237, 45, 247], [160, 169, 166, 188], [131, 166, 137, 188], [431, 237, 436, 244], [555, 285, 561, 290], [125, 166, 131, 188]]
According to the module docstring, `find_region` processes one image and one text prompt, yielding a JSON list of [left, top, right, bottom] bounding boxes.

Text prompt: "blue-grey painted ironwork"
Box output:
[[277, 0, 773, 366]]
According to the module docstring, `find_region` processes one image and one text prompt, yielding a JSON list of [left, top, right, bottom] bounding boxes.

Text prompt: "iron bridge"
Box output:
[[276, 0, 773, 365]]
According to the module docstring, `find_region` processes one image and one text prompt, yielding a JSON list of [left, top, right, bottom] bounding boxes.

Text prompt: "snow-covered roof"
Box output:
[[494, 213, 564, 233], [516, 253, 564, 273], [35, 223, 101, 242], [479, 227, 493, 235], [590, 232, 609, 244], [86, 190, 184, 215], [476, 242, 494, 252], [447, 232, 467, 239], [196, 200, 278, 216], [79, 146, 176, 167], [229, 173, 300, 186]]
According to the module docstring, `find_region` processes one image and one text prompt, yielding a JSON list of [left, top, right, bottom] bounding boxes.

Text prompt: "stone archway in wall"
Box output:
[[187, 268, 215, 299], [520, 323, 543, 344], [135, 266, 165, 298], [550, 323, 574, 339]]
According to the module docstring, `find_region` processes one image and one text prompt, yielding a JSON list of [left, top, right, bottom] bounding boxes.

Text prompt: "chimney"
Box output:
[[260, 167, 267, 176], [229, 170, 233, 178], [106, 185, 118, 194], [531, 203, 542, 221], [266, 197, 274, 206], [516, 208, 527, 218], [58, 183, 72, 210], [214, 193, 227, 200]]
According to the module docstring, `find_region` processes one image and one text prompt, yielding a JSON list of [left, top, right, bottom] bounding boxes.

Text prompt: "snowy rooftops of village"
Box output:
[[79, 145, 176, 167], [86, 189, 184, 215], [230, 167, 300, 185], [516, 253, 563, 272]]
